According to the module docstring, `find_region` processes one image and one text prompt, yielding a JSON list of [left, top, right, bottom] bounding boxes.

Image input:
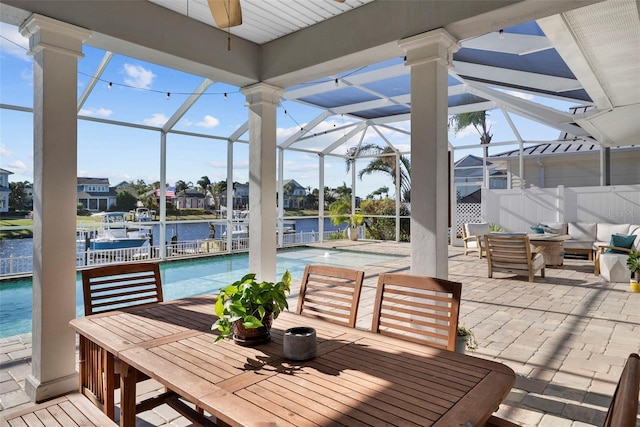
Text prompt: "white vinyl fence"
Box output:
[[484, 184, 640, 232]]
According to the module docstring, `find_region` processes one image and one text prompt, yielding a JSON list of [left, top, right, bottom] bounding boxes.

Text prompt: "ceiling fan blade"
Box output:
[[207, 0, 242, 29]]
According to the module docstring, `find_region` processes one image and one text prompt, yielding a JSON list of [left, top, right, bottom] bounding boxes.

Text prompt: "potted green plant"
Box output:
[[329, 196, 364, 241], [456, 326, 478, 354], [212, 270, 291, 346], [627, 249, 640, 292]]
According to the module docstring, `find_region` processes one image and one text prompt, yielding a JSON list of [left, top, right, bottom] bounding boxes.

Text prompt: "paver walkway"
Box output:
[[1, 242, 638, 426]]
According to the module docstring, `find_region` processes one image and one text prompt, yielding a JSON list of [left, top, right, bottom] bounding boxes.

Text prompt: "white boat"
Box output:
[[83, 212, 150, 250], [130, 207, 154, 222], [221, 210, 295, 239]]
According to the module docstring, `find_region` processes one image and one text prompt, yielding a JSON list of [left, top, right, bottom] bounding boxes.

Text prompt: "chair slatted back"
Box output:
[[603, 353, 640, 427], [485, 234, 532, 268], [371, 273, 462, 351], [485, 234, 545, 282], [296, 264, 365, 328], [82, 262, 163, 315]]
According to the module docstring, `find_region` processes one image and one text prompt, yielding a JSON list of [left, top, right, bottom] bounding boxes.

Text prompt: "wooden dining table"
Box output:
[[69, 294, 516, 427]]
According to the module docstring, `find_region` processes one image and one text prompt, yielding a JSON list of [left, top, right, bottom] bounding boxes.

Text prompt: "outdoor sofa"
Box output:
[[537, 221, 640, 261], [537, 221, 640, 282]]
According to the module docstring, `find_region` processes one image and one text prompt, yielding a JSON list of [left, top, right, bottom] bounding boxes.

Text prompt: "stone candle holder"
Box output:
[[283, 327, 317, 361]]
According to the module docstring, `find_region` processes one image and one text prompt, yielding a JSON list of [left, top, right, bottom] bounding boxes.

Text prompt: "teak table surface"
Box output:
[[70, 294, 515, 427]]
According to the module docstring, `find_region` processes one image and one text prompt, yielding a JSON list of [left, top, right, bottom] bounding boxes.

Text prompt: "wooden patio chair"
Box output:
[[463, 222, 490, 258], [484, 234, 545, 282], [296, 264, 365, 328], [371, 273, 462, 351], [80, 262, 198, 421], [603, 353, 639, 427]]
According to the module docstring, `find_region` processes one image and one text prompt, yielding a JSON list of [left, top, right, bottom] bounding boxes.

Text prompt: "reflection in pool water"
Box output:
[[0, 247, 400, 338]]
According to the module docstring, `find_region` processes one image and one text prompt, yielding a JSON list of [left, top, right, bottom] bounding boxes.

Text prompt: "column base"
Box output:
[[26, 372, 78, 402]]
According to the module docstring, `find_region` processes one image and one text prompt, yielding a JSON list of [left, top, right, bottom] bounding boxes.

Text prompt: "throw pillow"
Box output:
[[605, 234, 636, 254], [530, 226, 544, 234]]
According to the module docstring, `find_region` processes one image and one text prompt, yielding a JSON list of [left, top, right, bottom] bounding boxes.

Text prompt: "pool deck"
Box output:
[[1, 241, 638, 426]]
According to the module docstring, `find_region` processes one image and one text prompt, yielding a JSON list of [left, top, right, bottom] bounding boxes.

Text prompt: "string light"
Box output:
[[107, 82, 112, 89], [335, 78, 339, 87], [499, 29, 505, 39], [166, 92, 171, 100], [224, 93, 228, 100]]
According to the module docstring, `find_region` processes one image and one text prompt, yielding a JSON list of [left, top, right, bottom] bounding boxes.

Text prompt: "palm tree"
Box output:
[[345, 144, 411, 202], [174, 180, 191, 193], [448, 111, 493, 152], [197, 176, 212, 194], [449, 111, 493, 186]]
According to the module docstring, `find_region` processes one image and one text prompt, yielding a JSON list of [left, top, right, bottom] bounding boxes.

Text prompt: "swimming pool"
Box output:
[[0, 247, 401, 338]]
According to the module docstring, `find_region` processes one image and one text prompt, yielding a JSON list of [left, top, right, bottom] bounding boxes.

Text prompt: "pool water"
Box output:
[[0, 247, 400, 338]]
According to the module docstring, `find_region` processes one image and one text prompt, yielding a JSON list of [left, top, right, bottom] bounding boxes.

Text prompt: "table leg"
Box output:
[[120, 362, 137, 427]]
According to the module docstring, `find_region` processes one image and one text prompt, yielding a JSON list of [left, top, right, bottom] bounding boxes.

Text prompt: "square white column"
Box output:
[[19, 14, 90, 401], [400, 29, 459, 279], [241, 83, 284, 282]]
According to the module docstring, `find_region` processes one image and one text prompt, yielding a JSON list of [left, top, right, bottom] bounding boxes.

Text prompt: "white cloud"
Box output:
[[208, 160, 226, 168], [195, 115, 220, 128], [123, 63, 156, 89], [0, 144, 13, 157], [7, 160, 29, 175], [79, 107, 113, 117], [0, 23, 30, 61], [143, 113, 168, 127]]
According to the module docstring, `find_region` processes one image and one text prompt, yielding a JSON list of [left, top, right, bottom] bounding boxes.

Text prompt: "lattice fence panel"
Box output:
[[455, 203, 482, 237]]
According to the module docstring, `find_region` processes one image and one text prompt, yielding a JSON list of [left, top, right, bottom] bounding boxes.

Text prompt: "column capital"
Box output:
[[399, 28, 460, 68], [19, 14, 90, 58], [241, 82, 284, 107]]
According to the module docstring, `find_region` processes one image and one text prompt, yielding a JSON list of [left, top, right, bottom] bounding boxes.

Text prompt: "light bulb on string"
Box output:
[[224, 93, 228, 100], [499, 29, 505, 39], [166, 92, 171, 100], [335, 78, 339, 87], [108, 82, 112, 89]]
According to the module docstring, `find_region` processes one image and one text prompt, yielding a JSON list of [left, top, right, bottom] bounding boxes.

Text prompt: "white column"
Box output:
[[399, 29, 459, 279], [241, 83, 283, 282], [318, 154, 325, 241], [19, 14, 91, 402], [277, 148, 284, 246]]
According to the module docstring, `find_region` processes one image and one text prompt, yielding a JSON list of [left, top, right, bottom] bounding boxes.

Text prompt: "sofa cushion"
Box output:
[[568, 222, 596, 241], [605, 234, 637, 254], [596, 223, 630, 243], [540, 222, 567, 235], [466, 222, 490, 237]]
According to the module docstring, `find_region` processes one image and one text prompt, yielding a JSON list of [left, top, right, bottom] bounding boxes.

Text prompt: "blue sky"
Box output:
[[1, 22, 567, 199]]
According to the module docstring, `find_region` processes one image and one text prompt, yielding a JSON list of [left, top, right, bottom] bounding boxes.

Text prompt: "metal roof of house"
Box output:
[[490, 142, 640, 159], [77, 177, 110, 185]]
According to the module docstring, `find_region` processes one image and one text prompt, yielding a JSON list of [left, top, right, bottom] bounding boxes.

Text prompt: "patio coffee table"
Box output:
[[70, 293, 516, 427], [528, 234, 571, 268]]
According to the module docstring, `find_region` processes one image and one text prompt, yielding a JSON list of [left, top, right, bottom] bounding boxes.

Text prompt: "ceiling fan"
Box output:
[[207, 0, 346, 29]]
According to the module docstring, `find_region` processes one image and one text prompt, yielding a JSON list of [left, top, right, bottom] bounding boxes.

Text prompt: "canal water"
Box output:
[[0, 217, 342, 259]]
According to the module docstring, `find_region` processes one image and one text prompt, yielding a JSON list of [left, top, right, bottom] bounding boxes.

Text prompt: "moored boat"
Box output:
[[84, 212, 150, 250]]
